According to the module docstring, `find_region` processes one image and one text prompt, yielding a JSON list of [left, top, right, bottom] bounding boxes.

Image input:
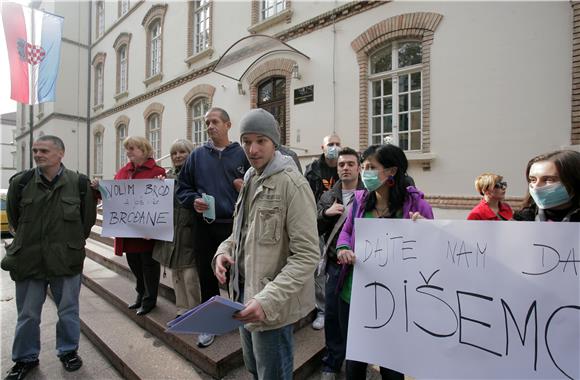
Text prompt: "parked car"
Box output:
[[1, 189, 9, 237]]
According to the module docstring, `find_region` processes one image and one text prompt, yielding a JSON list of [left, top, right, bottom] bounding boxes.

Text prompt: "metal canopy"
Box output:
[[212, 34, 310, 82]]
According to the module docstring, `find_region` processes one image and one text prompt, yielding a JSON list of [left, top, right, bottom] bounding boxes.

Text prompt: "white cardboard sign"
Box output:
[[100, 179, 174, 242], [348, 219, 579, 379]]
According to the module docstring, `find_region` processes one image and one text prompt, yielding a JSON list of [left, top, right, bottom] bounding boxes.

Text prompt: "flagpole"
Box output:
[[29, 6, 35, 169], [86, 0, 92, 175], [28, 105, 33, 169]]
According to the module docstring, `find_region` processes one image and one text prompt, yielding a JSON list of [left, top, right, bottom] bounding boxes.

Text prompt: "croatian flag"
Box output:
[[2, 3, 64, 105]]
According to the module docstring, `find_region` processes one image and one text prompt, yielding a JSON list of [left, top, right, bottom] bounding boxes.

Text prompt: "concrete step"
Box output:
[[83, 236, 325, 379], [82, 257, 244, 378], [79, 282, 209, 380]]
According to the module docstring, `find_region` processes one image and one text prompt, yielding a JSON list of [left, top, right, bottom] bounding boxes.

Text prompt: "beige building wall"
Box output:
[[15, 1, 577, 214]]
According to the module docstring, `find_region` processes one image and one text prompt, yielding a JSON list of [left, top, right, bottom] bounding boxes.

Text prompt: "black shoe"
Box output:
[[136, 304, 155, 316], [128, 297, 142, 309], [5, 360, 39, 380], [59, 351, 82, 372]]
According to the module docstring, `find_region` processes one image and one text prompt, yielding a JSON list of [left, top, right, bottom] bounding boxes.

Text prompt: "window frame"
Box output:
[[119, 45, 128, 93], [191, 97, 209, 146], [149, 21, 161, 77], [261, 0, 286, 20], [116, 124, 127, 170], [96, 1, 105, 38], [95, 63, 104, 106], [119, 0, 129, 17], [147, 114, 161, 159], [368, 40, 423, 151], [94, 131, 104, 176], [193, 0, 210, 54]]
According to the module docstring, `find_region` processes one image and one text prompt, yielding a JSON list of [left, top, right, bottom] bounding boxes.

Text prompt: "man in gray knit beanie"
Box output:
[[213, 108, 319, 379], [239, 108, 280, 147]]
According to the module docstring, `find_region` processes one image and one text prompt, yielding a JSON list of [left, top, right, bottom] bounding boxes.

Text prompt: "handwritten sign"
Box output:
[[348, 219, 579, 379], [100, 179, 174, 242]]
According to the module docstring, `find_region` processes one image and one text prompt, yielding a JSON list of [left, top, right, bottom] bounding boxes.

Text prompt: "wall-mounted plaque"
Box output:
[[294, 85, 314, 105]]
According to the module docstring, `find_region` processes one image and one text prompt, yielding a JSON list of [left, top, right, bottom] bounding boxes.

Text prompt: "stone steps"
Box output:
[[82, 228, 325, 379]]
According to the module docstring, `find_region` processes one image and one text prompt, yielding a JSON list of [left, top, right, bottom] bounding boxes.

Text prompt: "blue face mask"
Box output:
[[529, 182, 572, 209], [361, 170, 385, 192], [326, 145, 340, 160]]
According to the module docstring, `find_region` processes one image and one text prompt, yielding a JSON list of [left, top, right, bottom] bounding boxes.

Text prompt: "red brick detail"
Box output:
[[351, 12, 443, 152], [183, 84, 216, 140], [246, 58, 295, 144]]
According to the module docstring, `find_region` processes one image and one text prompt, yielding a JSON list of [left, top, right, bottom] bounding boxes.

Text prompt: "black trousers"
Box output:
[[193, 217, 233, 303], [126, 251, 160, 308]]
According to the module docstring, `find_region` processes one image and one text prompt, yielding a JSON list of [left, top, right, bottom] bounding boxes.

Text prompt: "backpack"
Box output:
[[11, 169, 89, 223]]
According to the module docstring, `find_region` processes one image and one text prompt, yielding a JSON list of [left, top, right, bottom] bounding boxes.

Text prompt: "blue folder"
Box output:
[[166, 295, 245, 335]]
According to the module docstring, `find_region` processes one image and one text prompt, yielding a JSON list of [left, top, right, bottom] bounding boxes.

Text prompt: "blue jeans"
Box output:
[[12, 274, 82, 362], [322, 260, 346, 373], [239, 324, 294, 380]]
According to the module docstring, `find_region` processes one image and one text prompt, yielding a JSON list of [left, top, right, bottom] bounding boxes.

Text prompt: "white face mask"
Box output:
[[326, 145, 340, 160], [529, 182, 572, 209]]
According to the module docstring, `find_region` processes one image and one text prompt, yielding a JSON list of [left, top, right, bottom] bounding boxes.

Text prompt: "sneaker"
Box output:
[[5, 360, 39, 380], [312, 312, 325, 330], [59, 351, 83, 372], [197, 333, 215, 348]]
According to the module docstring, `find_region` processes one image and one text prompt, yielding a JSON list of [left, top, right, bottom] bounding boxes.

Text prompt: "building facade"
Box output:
[[14, 1, 580, 215], [1, 112, 17, 188]]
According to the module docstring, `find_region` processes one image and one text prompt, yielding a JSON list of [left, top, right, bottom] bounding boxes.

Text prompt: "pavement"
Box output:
[[0, 242, 123, 380]]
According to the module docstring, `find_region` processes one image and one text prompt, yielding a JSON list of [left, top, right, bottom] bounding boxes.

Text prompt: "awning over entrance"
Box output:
[[212, 34, 309, 82]]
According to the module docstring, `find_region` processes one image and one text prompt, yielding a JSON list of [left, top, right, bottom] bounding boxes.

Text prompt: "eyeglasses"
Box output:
[[494, 181, 507, 190]]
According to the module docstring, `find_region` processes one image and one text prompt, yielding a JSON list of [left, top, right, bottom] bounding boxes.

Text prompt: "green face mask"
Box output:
[[361, 170, 384, 192]]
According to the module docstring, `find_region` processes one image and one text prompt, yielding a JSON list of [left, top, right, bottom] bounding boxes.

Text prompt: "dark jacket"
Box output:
[[176, 141, 249, 221], [317, 179, 364, 261], [2, 168, 97, 281], [305, 153, 339, 202], [513, 205, 580, 222], [152, 168, 195, 269], [114, 158, 166, 255]]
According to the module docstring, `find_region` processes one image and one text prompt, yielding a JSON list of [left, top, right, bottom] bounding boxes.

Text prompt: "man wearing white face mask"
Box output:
[[305, 133, 342, 330], [514, 150, 580, 222]]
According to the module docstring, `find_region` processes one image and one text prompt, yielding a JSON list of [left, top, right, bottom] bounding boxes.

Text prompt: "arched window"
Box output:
[[257, 77, 286, 145], [149, 21, 161, 77], [119, 46, 128, 93], [96, 1, 105, 37], [94, 131, 104, 175], [191, 97, 209, 146], [369, 41, 422, 150], [116, 124, 127, 170], [95, 63, 104, 106], [147, 114, 161, 159]]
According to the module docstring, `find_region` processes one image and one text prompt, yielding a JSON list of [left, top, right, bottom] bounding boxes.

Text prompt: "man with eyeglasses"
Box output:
[[467, 173, 513, 220]]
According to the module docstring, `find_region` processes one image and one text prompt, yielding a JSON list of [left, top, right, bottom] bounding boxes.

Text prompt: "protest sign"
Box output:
[[347, 219, 579, 379], [100, 179, 174, 242]]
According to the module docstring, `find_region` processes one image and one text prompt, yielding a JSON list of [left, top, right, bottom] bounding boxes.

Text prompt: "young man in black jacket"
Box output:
[[316, 147, 364, 379]]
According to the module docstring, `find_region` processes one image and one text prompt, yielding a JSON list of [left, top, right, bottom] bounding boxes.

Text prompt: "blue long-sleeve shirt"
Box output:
[[176, 141, 250, 220]]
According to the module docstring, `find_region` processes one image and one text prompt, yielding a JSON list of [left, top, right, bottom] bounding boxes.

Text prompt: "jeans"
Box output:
[[322, 260, 345, 372], [338, 297, 403, 380], [239, 324, 294, 380], [12, 274, 82, 362]]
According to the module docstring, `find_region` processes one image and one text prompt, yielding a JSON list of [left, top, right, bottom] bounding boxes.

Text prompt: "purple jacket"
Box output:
[[336, 186, 434, 251]]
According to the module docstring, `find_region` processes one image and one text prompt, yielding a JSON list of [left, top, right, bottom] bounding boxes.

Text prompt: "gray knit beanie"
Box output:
[[239, 109, 280, 147]]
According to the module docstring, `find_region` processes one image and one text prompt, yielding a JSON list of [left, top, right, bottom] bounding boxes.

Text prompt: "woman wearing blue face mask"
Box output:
[[335, 144, 434, 380], [514, 150, 580, 222]]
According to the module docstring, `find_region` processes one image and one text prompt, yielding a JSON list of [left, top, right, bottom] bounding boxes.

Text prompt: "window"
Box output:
[[193, 0, 210, 54], [119, 45, 128, 93], [95, 63, 104, 106], [147, 114, 161, 159], [95, 132, 103, 175], [191, 98, 209, 146], [149, 21, 161, 77], [369, 41, 422, 151], [258, 77, 286, 145], [96, 1, 105, 37], [120, 0, 129, 17], [116, 124, 127, 169], [261, 0, 286, 20]]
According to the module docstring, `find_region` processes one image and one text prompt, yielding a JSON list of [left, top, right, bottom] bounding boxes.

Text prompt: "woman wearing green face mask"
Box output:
[[514, 150, 580, 222], [334, 144, 434, 380]]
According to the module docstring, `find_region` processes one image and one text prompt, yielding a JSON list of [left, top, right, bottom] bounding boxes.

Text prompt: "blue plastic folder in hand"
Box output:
[[166, 296, 245, 335]]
